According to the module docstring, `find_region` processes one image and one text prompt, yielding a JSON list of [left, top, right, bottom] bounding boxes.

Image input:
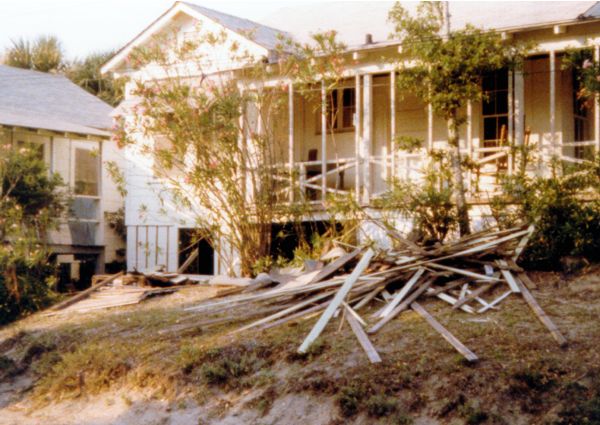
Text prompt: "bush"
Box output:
[[492, 159, 600, 269], [366, 394, 398, 418], [0, 260, 57, 325], [376, 156, 458, 245], [0, 146, 66, 324]]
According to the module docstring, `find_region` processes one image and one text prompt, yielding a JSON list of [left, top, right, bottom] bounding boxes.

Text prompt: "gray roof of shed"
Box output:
[[0, 65, 112, 137]]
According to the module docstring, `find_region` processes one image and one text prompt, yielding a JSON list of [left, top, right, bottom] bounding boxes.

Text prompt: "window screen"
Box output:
[[74, 148, 99, 196]]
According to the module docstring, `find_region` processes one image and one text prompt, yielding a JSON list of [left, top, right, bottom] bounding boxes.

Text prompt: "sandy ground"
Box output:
[[1, 268, 599, 425]]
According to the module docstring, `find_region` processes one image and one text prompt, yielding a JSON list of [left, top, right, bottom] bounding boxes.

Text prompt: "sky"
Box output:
[[0, 0, 322, 60]]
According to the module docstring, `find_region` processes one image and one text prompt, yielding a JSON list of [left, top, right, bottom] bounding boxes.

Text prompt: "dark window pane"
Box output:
[[496, 90, 508, 114], [496, 70, 508, 90], [483, 117, 497, 140], [482, 92, 495, 115], [482, 74, 494, 91]]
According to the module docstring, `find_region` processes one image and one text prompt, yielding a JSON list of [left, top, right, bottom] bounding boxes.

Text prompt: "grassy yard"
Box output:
[[1, 268, 600, 424]]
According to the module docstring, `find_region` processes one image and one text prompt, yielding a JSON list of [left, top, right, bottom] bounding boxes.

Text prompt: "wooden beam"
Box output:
[[50, 271, 124, 311], [516, 280, 567, 347], [288, 80, 295, 202], [362, 74, 373, 204], [345, 304, 382, 363], [355, 73, 362, 200], [321, 80, 327, 201], [298, 248, 375, 353], [411, 302, 478, 362], [378, 267, 425, 318], [177, 248, 198, 273], [368, 277, 433, 333]]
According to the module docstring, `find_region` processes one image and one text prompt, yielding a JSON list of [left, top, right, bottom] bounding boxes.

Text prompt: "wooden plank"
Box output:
[[368, 277, 434, 334], [428, 277, 470, 296], [428, 263, 501, 282], [344, 304, 382, 363], [378, 267, 425, 318], [411, 302, 478, 362], [298, 249, 374, 354], [452, 281, 498, 310], [308, 247, 363, 284], [516, 280, 567, 347], [177, 248, 199, 273], [50, 271, 124, 311], [497, 260, 521, 293], [517, 272, 538, 290], [234, 290, 335, 333], [342, 302, 366, 326], [477, 290, 512, 313], [512, 224, 535, 262], [434, 292, 475, 314]]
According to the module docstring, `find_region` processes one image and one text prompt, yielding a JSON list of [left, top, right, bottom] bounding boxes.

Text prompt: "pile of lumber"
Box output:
[[46, 271, 181, 315], [185, 223, 567, 364]]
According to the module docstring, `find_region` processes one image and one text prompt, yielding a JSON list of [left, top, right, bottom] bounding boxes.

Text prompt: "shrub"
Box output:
[[366, 394, 398, 417], [0, 146, 66, 324], [337, 386, 365, 417], [492, 158, 600, 269], [376, 156, 458, 245]]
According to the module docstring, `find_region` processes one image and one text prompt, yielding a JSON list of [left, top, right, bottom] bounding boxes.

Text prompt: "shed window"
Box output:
[[74, 148, 99, 196]]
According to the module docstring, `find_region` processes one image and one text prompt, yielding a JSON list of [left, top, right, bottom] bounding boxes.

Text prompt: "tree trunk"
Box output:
[[447, 112, 471, 236]]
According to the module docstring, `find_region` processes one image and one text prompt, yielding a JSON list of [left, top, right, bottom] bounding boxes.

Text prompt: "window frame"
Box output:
[[481, 69, 509, 149], [71, 141, 101, 199], [316, 87, 356, 134]]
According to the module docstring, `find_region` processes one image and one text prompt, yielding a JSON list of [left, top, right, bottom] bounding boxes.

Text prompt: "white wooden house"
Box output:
[[0, 65, 125, 284], [102, 1, 600, 275]]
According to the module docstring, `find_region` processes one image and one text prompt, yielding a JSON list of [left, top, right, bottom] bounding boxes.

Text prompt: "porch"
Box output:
[[271, 51, 600, 205]]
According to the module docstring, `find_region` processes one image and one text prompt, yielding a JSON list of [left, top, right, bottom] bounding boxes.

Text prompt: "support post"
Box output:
[[427, 103, 434, 150], [549, 50, 557, 161], [355, 74, 361, 201], [362, 74, 373, 204], [321, 80, 327, 201], [288, 81, 294, 202], [514, 69, 525, 146], [466, 100, 473, 187], [390, 71, 396, 180], [595, 45, 600, 155]]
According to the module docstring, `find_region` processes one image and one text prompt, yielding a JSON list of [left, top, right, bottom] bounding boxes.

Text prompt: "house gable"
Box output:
[[102, 1, 286, 77]]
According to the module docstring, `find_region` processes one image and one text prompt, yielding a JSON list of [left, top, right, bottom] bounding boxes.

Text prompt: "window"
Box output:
[[482, 70, 509, 148], [74, 148, 99, 196], [318, 88, 355, 132]]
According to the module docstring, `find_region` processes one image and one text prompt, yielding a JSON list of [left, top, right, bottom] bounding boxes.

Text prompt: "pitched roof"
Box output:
[[181, 2, 289, 50], [0, 65, 112, 137], [259, 1, 600, 49]]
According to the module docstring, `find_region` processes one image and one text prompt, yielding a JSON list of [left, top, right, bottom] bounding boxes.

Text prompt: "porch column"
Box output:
[[355, 74, 362, 201], [362, 73, 373, 204], [427, 103, 434, 150], [514, 69, 525, 147], [508, 70, 514, 144], [549, 50, 557, 161], [288, 81, 294, 202], [321, 80, 327, 201], [466, 100, 473, 188], [390, 70, 396, 180], [595, 45, 600, 153]]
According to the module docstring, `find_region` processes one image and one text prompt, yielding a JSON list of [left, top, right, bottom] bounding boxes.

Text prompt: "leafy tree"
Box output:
[[388, 2, 528, 235], [0, 145, 67, 323], [3, 35, 65, 73], [67, 51, 124, 106]]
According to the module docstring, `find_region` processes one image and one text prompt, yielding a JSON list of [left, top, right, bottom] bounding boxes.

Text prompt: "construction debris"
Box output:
[[185, 223, 567, 364]]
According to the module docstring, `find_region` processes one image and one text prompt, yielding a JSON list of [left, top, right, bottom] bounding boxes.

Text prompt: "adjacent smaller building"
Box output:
[[0, 65, 125, 287]]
